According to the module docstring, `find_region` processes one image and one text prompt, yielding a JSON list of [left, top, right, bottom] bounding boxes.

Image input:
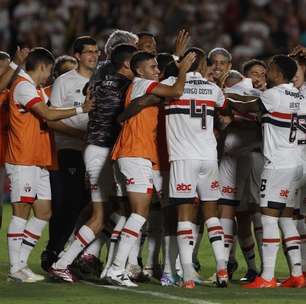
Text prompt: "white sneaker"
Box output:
[[106, 267, 138, 287], [22, 267, 45, 281], [126, 263, 142, 281], [8, 270, 37, 283]]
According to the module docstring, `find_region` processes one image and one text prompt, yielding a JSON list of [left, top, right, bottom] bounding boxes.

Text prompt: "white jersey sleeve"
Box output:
[[13, 81, 41, 110], [261, 88, 280, 112], [50, 77, 65, 108], [216, 86, 226, 108], [131, 78, 159, 99]]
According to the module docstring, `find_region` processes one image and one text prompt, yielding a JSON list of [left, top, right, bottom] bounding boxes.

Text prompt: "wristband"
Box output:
[[9, 61, 18, 70], [76, 106, 84, 114], [172, 55, 179, 61]]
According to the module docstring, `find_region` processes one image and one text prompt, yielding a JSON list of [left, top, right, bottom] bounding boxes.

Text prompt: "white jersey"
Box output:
[[50, 69, 89, 151], [297, 83, 306, 162], [261, 83, 301, 169], [163, 72, 225, 161]]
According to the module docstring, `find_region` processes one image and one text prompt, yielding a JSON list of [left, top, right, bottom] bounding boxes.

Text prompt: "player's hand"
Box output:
[[82, 86, 95, 113], [174, 29, 190, 58], [178, 52, 196, 74], [13, 46, 30, 66], [289, 45, 306, 58]]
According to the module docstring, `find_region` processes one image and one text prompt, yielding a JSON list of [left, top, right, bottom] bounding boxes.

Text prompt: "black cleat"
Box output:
[[41, 249, 58, 272], [227, 260, 238, 281]]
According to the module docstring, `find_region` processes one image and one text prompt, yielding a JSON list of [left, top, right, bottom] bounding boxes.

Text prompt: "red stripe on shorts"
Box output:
[[20, 196, 35, 203]]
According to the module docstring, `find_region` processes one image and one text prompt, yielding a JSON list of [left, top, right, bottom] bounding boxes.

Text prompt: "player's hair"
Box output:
[[224, 70, 244, 87], [130, 51, 156, 76], [157, 53, 174, 75], [271, 55, 297, 81], [164, 61, 178, 78], [208, 47, 232, 63], [0, 51, 10, 61], [72, 36, 97, 54], [137, 32, 155, 39], [110, 44, 137, 70], [53, 55, 77, 78], [25, 47, 55, 71], [183, 47, 206, 72], [105, 30, 139, 59], [242, 59, 267, 76]]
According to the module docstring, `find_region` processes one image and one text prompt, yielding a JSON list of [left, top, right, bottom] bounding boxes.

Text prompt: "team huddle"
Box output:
[[1, 28, 306, 289]]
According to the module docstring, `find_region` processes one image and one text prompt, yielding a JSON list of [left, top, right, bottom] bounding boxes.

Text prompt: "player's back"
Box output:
[[261, 83, 302, 168], [164, 72, 225, 161]]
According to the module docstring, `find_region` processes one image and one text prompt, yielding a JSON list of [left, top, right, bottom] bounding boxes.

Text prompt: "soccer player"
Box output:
[[227, 55, 304, 288], [137, 32, 157, 55], [49, 44, 137, 282], [42, 36, 99, 269], [162, 48, 228, 288], [105, 50, 195, 287], [0, 51, 10, 228], [6, 47, 93, 282]]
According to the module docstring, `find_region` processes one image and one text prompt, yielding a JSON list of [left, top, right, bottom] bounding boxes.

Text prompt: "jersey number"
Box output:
[[190, 100, 207, 129]]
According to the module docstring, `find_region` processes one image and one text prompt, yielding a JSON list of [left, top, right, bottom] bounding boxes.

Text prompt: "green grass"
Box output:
[[0, 203, 306, 304]]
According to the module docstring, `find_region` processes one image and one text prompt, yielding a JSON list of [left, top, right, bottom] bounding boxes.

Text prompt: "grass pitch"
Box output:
[[0, 203, 306, 304]]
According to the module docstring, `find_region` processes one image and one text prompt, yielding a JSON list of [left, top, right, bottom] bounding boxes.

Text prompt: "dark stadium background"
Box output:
[[1, 0, 306, 70]]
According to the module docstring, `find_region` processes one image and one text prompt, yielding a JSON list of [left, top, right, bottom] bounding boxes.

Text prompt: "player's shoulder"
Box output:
[[55, 69, 79, 84]]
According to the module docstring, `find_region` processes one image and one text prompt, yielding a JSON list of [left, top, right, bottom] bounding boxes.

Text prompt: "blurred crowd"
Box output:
[[1, 0, 306, 73]]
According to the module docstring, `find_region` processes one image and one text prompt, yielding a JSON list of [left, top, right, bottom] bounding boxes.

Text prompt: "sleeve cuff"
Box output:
[[146, 82, 159, 94], [9, 61, 18, 71], [25, 97, 42, 110]]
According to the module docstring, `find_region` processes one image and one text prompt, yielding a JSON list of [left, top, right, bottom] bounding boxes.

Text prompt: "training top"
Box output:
[[50, 69, 89, 151], [261, 83, 302, 168], [112, 77, 159, 163], [87, 63, 131, 147], [163, 72, 225, 161]]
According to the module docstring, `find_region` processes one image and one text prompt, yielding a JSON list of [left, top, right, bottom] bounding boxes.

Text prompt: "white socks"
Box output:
[[19, 217, 48, 270], [205, 217, 226, 271], [163, 235, 178, 275], [128, 232, 142, 265], [54, 225, 95, 269], [177, 221, 194, 281], [7, 216, 27, 274], [261, 215, 280, 281], [112, 213, 146, 272], [220, 218, 234, 263], [279, 217, 302, 277], [297, 219, 306, 273]]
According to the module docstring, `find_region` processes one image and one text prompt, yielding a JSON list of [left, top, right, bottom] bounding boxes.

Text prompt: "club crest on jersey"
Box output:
[[222, 185, 237, 194], [24, 183, 31, 193], [279, 189, 289, 198], [176, 183, 192, 192], [211, 180, 219, 190]]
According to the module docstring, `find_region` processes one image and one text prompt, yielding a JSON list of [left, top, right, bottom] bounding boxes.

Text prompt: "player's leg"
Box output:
[[106, 157, 153, 287]]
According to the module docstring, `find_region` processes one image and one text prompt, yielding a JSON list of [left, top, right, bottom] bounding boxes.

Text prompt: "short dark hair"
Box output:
[[137, 32, 155, 39], [164, 61, 178, 78], [110, 44, 137, 70], [25, 47, 55, 71], [271, 55, 297, 81], [72, 36, 97, 54], [242, 59, 267, 76], [54, 55, 77, 78], [130, 51, 156, 76], [156, 53, 174, 75], [0, 51, 10, 61], [183, 47, 206, 72]]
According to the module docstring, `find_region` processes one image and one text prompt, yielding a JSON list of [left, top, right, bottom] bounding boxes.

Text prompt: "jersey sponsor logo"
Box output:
[[176, 183, 192, 192], [211, 180, 219, 190], [126, 178, 135, 185], [285, 90, 300, 99], [221, 185, 237, 194], [73, 101, 82, 107], [280, 189, 289, 198], [24, 183, 31, 193]]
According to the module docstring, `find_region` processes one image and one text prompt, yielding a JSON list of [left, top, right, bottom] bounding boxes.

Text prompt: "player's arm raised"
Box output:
[[31, 89, 94, 121], [224, 92, 261, 113], [150, 52, 196, 98]]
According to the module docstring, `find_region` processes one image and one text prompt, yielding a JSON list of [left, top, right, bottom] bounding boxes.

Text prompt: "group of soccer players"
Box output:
[[1, 28, 306, 290]]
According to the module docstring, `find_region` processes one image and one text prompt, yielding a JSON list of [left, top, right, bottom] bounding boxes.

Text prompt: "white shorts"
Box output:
[[117, 157, 154, 194], [153, 170, 170, 208], [5, 163, 51, 203], [84, 145, 114, 202], [169, 159, 220, 205], [260, 166, 303, 209], [219, 155, 251, 208]]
